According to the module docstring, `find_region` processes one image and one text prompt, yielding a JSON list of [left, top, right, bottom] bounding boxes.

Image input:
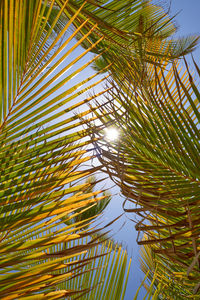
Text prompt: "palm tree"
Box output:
[[91, 49, 200, 296], [0, 0, 134, 298], [1, 0, 198, 298]]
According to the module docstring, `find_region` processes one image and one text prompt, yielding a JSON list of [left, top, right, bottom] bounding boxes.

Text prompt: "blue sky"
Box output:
[[171, 0, 200, 36], [171, 0, 200, 62]]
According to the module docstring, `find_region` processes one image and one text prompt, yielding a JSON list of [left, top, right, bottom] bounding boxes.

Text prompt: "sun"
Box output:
[[105, 127, 119, 141]]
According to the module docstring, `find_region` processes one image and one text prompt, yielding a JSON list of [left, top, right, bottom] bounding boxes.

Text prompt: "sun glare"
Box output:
[[105, 127, 119, 141]]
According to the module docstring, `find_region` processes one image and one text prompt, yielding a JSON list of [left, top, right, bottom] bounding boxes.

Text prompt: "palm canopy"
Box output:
[[0, 0, 133, 298], [1, 0, 199, 298], [88, 0, 199, 86], [91, 57, 200, 296], [55, 0, 199, 85]]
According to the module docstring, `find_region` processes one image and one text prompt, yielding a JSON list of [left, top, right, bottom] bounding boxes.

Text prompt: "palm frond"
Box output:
[[55, 237, 131, 300], [90, 58, 200, 295], [62, 176, 111, 227], [138, 234, 200, 299], [0, 0, 125, 297]]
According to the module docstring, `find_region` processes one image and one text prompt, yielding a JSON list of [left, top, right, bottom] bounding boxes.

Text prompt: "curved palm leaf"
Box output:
[[138, 235, 196, 299], [88, 0, 199, 88], [90, 57, 200, 296], [57, 0, 199, 92], [0, 0, 129, 298], [2, 0, 198, 298], [55, 237, 131, 300], [62, 176, 111, 227]]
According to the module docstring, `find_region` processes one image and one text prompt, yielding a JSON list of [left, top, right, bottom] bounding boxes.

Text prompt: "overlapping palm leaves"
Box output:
[[87, 0, 199, 86], [91, 57, 200, 296], [138, 234, 199, 299], [0, 0, 134, 298], [62, 176, 111, 227], [55, 237, 131, 300], [1, 0, 200, 298]]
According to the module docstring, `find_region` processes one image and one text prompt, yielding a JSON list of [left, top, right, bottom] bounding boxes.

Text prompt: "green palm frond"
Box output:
[[62, 176, 111, 227], [88, 2, 199, 104], [2, 0, 199, 298], [90, 58, 200, 296], [71, 0, 199, 54], [88, 0, 199, 86], [54, 237, 131, 300], [138, 235, 200, 299], [0, 0, 129, 298]]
